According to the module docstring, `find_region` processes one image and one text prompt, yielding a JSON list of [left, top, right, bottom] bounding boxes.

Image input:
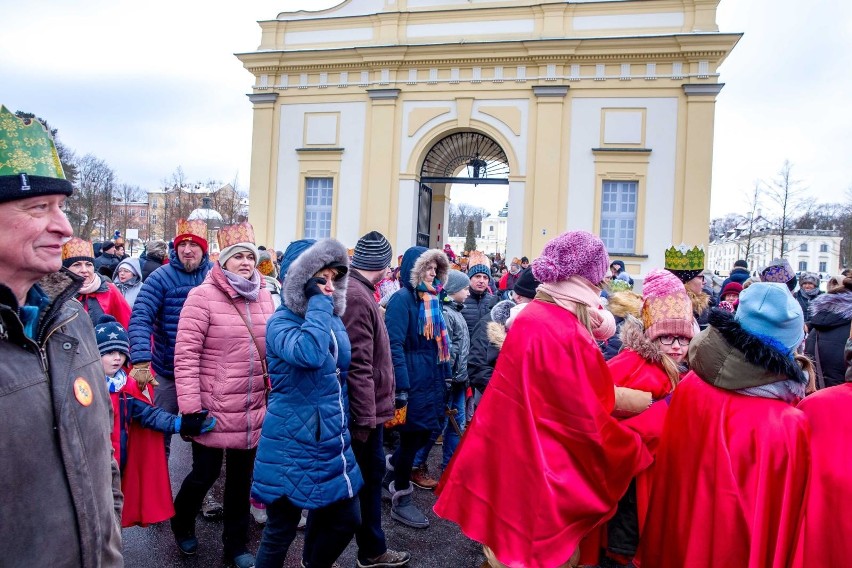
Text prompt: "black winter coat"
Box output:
[[805, 291, 852, 388], [462, 289, 497, 333], [468, 312, 502, 393]]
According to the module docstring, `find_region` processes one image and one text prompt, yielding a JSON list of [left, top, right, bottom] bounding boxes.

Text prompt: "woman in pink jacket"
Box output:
[[172, 223, 275, 568]]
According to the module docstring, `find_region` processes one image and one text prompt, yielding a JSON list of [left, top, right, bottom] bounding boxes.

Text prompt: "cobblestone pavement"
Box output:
[[122, 435, 485, 567]]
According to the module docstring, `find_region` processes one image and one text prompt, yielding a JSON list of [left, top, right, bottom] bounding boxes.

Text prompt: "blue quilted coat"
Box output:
[[385, 246, 451, 432], [128, 247, 211, 378], [252, 238, 363, 508]]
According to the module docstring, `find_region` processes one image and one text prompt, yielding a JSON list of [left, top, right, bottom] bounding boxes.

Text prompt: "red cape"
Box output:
[[794, 383, 852, 566], [116, 381, 175, 528], [640, 374, 809, 568], [434, 300, 650, 568]]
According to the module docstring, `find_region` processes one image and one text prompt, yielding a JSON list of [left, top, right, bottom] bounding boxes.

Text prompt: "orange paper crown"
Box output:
[[467, 250, 491, 269], [217, 222, 256, 250], [62, 237, 94, 262], [175, 218, 207, 240]]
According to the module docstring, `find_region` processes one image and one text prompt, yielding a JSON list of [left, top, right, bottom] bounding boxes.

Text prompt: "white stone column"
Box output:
[[506, 180, 526, 261]]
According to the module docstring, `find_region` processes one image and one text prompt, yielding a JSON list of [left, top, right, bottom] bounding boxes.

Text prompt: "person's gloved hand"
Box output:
[[394, 390, 408, 410], [350, 427, 370, 444], [304, 277, 327, 299], [177, 410, 216, 437], [129, 362, 159, 388]]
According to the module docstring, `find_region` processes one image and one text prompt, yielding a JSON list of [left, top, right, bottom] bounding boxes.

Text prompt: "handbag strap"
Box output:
[[226, 294, 269, 383], [812, 329, 826, 390]]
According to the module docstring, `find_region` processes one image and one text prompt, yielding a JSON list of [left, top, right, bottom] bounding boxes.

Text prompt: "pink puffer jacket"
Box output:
[[175, 263, 275, 449]]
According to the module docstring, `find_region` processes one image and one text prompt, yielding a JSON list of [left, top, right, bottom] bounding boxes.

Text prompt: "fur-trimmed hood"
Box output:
[[282, 238, 349, 318], [486, 321, 507, 351], [618, 316, 666, 365], [38, 269, 83, 303], [808, 289, 852, 321], [688, 308, 806, 390], [400, 247, 449, 292], [607, 291, 643, 320]]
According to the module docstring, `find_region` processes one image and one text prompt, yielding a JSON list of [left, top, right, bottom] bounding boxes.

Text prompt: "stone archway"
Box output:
[[416, 131, 510, 248]]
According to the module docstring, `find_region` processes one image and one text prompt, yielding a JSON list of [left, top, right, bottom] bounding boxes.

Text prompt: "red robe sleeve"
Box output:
[[435, 300, 650, 568], [794, 383, 852, 567], [640, 374, 810, 568]]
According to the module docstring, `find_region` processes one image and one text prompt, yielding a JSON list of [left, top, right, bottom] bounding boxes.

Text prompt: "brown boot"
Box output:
[[410, 465, 439, 490]]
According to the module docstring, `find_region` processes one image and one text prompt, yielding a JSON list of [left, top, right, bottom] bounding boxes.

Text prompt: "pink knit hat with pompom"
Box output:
[[531, 230, 609, 285], [641, 268, 695, 341]]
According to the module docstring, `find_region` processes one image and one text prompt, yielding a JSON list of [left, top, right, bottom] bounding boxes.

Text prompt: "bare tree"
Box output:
[[69, 154, 116, 240], [114, 183, 146, 238], [449, 202, 489, 237], [765, 160, 807, 258], [161, 167, 202, 239], [741, 180, 762, 262]]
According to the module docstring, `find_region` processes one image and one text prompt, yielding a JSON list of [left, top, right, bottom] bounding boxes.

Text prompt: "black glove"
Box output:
[[179, 410, 214, 437], [304, 277, 327, 299], [394, 390, 408, 409]]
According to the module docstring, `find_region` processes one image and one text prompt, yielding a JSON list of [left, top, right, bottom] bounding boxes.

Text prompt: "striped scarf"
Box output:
[[417, 280, 451, 362]]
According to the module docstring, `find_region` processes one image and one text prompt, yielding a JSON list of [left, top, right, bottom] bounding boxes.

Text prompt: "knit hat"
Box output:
[[531, 230, 609, 285], [217, 222, 258, 268], [257, 249, 277, 277], [641, 269, 695, 341], [0, 105, 74, 203], [512, 267, 541, 299], [101, 241, 115, 253], [799, 272, 820, 287], [95, 315, 130, 358], [351, 231, 393, 271], [735, 282, 804, 354], [733, 259, 748, 269], [467, 250, 492, 278], [443, 270, 470, 295], [760, 258, 796, 290], [664, 244, 705, 283], [721, 281, 743, 299], [62, 237, 95, 268], [174, 218, 208, 255], [491, 299, 516, 327]]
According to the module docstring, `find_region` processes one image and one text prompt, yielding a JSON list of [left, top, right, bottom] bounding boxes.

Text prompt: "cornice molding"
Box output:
[[532, 85, 569, 98], [246, 93, 279, 104], [367, 88, 401, 100], [682, 83, 724, 96]]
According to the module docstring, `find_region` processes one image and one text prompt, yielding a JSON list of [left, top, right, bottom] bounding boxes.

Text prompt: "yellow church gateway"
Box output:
[[237, 0, 739, 274]]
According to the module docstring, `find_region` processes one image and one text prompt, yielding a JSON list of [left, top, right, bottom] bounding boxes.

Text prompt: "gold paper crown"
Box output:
[[175, 218, 207, 240], [664, 244, 704, 271], [467, 250, 491, 269], [62, 237, 94, 261], [217, 222, 255, 250], [0, 105, 65, 179]]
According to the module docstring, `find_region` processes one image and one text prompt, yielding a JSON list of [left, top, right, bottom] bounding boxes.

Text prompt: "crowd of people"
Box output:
[[4, 107, 852, 568]]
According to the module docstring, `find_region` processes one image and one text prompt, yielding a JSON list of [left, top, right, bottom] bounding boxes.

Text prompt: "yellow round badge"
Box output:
[[74, 377, 93, 407]]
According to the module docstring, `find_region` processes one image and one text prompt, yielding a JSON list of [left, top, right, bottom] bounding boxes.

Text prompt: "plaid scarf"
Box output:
[[417, 280, 451, 362]]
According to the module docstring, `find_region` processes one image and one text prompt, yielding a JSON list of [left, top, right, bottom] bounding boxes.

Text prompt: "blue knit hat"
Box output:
[[734, 282, 804, 354], [95, 315, 130, 358]]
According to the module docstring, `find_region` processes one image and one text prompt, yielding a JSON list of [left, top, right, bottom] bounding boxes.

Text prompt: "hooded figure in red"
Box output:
[[640, 283, 811, 568], [435, 231, 650, 568], [794, 337, 852, 566]]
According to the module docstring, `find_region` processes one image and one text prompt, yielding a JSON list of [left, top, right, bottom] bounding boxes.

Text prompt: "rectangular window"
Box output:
[[599, 180, 637, 253], [798, 261, 808, 272], [820, 243, 828, 253], [819, 261, 827, 272], [304, 177, 333, 239], [799, 243, 808, 252]]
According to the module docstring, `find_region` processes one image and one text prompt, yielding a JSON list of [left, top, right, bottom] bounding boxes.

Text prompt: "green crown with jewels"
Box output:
[[0, 105, 66, 179], [664, 244, 704, 271]]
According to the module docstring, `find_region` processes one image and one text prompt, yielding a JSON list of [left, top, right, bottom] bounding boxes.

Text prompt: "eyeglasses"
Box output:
[[658, 335, 690, 346]]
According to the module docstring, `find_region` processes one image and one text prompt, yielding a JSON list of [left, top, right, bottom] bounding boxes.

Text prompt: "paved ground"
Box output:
[[122, 435, 485, 568]]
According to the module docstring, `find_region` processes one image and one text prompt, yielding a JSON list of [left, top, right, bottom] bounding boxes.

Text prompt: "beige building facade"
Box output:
[[237, 0, 739, 274]]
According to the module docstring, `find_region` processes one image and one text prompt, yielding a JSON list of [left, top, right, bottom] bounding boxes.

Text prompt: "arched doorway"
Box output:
[[417, 131, 510, 248]]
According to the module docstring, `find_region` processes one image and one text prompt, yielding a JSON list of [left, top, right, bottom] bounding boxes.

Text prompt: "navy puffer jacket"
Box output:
[[252, 238, 363, 509], [385, 246, 452, 432], [128, 247, 211, 378]]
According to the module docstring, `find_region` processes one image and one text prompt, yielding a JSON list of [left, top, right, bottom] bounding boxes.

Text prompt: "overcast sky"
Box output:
[[2, 0, 848, 218]]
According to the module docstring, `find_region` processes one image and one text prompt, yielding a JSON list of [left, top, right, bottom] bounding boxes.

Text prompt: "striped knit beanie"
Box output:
[[351, 231, 393, 271]]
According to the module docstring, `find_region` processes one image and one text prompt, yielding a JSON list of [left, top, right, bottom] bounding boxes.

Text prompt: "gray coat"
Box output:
[[444, 299, 470, 386], [0, 270, 123, 567]]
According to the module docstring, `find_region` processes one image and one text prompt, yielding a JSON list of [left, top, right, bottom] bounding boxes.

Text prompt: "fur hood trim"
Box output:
[[688, 289, 710, 315], [618, 316, 666, 364], [809, 290, 852, 320], [409, 248, 449, 290], [701, 308, 806, 385], [282, 238, 349, 318], [607, 291, 643, 319], [38, 269, 83, 303], [486, 321, 507, 351]]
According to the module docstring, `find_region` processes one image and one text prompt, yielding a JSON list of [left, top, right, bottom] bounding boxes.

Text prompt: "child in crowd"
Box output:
[[96, 315, 215, 527]]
